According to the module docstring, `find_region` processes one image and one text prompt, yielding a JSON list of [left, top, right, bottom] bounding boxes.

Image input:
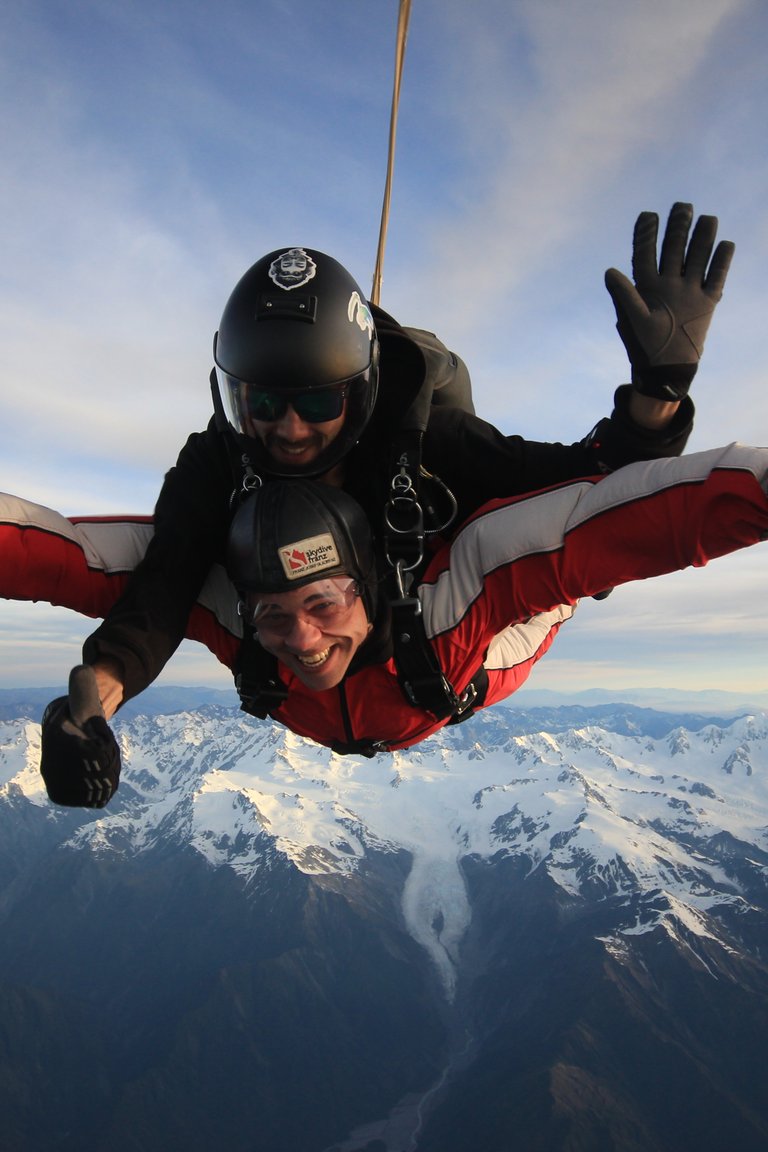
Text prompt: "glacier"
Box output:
[[2, 700, 768, 1151], [3, 703, 768, 995]]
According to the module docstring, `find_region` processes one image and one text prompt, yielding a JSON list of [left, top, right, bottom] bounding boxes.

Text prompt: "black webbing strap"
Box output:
[[387, 560, 456, 716], [388, 569, 488, 722], [234, 626, 287, 720], [381, 372, 481, 724]]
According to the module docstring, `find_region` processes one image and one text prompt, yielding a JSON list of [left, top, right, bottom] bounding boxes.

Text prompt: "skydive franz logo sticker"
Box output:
[[268, 247, 317, 291], [279, 533, 340, 580]]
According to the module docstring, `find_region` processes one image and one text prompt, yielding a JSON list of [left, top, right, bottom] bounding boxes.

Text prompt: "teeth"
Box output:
[[297, 649, 331, 667], [278, 442, 314, 455]]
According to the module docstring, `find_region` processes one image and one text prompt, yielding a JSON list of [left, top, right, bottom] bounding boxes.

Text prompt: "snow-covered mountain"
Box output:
[[1, 701, 767, 1151]]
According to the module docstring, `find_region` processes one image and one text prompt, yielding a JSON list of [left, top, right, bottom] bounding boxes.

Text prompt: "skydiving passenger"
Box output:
[[33, 442, 768, 806]]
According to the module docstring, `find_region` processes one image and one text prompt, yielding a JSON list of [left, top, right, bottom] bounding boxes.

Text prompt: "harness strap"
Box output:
[[388, 571, 488, 722], [234, 626, 287, 720]]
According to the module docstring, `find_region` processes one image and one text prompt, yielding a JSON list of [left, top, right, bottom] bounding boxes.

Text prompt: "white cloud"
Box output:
[[1, 0, 767, 693], [0, 601, 232, 690]]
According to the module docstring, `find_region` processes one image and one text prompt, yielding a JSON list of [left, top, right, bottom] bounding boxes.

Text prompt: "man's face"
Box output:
[[242, 387, 347, 471], [249, 576, 371, 691]]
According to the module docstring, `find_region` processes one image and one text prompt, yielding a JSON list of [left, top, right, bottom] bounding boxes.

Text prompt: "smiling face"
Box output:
[[243, 402, 347, 472], [248, 576, 372, 691], [239, 383, 349, 473]]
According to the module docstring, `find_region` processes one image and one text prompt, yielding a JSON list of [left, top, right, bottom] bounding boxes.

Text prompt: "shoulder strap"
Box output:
[[234, 620, 288, 720], [380, 371, 477, 723], [388, 561, 488, 723], [401, 326, 475, 414]]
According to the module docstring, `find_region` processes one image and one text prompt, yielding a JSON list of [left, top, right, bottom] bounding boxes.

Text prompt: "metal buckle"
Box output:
[[384, 465, 424, 572]]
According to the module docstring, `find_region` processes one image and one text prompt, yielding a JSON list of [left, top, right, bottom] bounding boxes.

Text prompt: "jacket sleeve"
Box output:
[[0, 493, 149, 615], [421, 388, 694, 525], [422, 444, 768, 681], [0, 492, 243, 674], [81, 420, 236, 702], [582, 384, 694, 470]]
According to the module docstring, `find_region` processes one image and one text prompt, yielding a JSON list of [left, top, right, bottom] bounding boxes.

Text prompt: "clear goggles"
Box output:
[[246, 576, 360, 637]]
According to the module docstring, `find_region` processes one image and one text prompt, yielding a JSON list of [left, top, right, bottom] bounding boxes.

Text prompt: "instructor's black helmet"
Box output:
[[227, 480, 378, 620], [214, 247, 379, 478]]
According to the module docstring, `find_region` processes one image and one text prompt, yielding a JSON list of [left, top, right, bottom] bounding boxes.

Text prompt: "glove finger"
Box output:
[[68, 664, 105, 728], [703, 239, 735, 299], [631, 211, 660, 285], [604, 268, 651, 323], [682, 214, 718, 281], [658, 202, 693, 276], [41, 696, 68, 730]]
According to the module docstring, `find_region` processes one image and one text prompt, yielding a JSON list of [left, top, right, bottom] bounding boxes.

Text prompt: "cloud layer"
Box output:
[[1, 0, 767, 693]]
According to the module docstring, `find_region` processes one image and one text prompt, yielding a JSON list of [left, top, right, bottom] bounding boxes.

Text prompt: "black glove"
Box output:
[[40, 665, 121, 809], [604, 202, 735, 401]]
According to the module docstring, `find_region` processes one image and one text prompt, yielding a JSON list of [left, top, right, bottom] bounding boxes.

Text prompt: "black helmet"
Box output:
[[214, 247, 379, 477], [227, 480, 378, 619]]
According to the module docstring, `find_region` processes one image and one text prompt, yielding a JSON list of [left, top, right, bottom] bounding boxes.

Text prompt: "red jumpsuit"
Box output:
[[2, 443, 766, 752]]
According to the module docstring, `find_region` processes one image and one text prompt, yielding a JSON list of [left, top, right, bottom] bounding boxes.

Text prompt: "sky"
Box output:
[[2, 0, 768, 700]]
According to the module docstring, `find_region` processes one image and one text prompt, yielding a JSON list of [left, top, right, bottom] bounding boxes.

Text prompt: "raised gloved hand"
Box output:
[[604, 202, 735, 401], [40, 665, 121, 808]]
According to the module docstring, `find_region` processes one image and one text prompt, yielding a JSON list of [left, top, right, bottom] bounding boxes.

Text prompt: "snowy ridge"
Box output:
[[2, 706, 768, 995]]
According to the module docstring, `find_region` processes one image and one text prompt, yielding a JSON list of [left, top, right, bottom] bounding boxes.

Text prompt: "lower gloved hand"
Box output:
[[40, 665, 121, 809], [604, 202, 735, 401]]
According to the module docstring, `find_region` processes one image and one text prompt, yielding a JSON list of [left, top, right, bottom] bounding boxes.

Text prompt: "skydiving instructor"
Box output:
[[76, 203, 732, 721]]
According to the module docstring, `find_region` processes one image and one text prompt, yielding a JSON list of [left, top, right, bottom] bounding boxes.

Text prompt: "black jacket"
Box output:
[[83, 307, 693, 701]]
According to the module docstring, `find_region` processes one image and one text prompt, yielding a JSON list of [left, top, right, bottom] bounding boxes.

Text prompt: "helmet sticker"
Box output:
[[279, 533, 341, 580], [347, 291, 374, 337], [269, 247, 317, 291]]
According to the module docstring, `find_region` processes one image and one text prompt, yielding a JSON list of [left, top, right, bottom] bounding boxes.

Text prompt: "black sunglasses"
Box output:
[[244, 384, 349, 424]]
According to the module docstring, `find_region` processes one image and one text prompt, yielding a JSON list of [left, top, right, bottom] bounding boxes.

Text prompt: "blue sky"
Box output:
[[2, 0, 768, 698]]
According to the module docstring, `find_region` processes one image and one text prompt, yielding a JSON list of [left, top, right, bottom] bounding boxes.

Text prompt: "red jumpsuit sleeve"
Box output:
[[423, 444, 768, 688], [0, 491, 241, 677], [420, 388, 694, 528], [0, 494, 145, 615]]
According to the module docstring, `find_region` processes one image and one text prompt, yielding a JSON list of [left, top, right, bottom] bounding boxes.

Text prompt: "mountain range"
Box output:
[[1, 694, 767, 1151]]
